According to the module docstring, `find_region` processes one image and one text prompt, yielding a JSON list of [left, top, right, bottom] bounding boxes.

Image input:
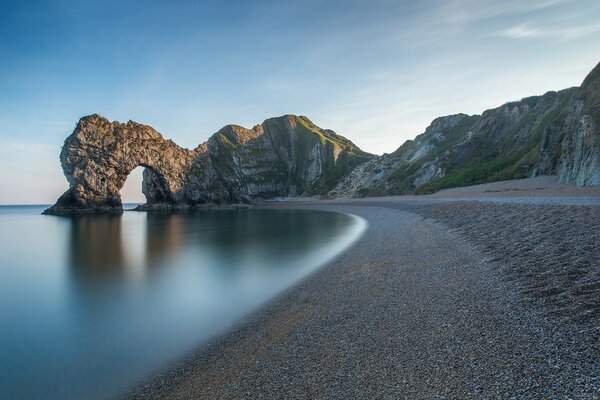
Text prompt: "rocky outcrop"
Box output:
[[331, 62, 600, 197], [44, 115, 374, 214]]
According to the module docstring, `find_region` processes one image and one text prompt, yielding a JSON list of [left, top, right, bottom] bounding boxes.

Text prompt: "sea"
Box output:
[[0, 204, 366, 399]]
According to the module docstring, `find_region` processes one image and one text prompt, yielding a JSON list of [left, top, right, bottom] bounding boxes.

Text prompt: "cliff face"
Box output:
[[558, 63, 600, 185], [44, 115, 374, 214], [331, 62, 600, 197]]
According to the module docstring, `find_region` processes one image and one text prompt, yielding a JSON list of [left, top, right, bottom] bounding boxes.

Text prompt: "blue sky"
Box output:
[[1, 0, 599, 203]]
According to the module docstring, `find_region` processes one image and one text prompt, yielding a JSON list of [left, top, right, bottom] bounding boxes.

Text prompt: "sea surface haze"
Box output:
[[0, 205, 366, 400]]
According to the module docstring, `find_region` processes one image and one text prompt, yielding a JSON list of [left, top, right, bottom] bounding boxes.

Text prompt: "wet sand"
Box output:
[[125, 177, 600, 399]]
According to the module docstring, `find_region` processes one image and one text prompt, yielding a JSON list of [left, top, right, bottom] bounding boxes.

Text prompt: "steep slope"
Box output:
[[558, 62, 600, 185], [332, 62, 600, 197], [45, 115, 374, 214]]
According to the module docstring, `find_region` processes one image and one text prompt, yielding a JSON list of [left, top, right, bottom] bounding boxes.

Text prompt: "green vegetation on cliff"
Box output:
[[333, 61, 600, 198]]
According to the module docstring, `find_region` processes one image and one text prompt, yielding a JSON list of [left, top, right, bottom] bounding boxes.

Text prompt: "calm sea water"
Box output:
[[0, 205, 366, 400]]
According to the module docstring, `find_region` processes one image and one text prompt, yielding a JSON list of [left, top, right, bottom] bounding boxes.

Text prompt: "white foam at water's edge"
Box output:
[[283, 211, 369, 278]]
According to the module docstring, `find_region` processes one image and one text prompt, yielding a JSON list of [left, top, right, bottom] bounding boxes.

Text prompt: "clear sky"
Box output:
[[1, 0, 599, 204]]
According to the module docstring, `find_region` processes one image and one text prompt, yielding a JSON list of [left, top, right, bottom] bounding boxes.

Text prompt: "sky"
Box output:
[[1, 0, 599, 204]]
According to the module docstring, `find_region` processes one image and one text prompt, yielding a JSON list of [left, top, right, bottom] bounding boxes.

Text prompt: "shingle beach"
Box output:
[[126, 177, 600, 399]]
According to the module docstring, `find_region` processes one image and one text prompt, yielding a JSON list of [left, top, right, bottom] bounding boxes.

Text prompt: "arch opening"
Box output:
[[121, 166, 146, 210]]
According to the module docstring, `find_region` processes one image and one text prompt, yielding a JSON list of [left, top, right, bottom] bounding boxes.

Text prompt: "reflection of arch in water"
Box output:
[[141, 209, 352, 273], [64, 212, 189, 277], [67, 215, 126, 278], [64, 208, 355, 281], [144, 213, 186, 268]]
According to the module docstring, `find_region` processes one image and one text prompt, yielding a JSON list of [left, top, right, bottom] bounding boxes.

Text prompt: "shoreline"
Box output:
[[44, 175, 600, 216], [124, 185, 600, 398]]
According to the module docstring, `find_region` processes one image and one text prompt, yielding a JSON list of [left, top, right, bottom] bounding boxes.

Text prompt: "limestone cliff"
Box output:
[[44, 115, 374, 214], [331, 62, 600, 197]]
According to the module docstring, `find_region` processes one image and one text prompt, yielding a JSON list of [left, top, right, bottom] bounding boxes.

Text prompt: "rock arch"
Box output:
[[44, 115, 196, 214], [44, 114, 375, 214]]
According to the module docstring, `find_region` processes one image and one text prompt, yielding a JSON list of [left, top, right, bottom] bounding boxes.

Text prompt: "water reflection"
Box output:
[[144, 213, 185, 268], [68, 215, 126, 277], [1, 207, 366, 400], [67, 210, 354, 281]]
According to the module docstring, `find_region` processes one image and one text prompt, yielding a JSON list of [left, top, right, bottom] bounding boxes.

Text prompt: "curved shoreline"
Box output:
[[124, 196, 600, 399]]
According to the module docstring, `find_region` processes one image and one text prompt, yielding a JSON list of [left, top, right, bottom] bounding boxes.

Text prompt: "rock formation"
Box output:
[[331, 61, 600, 197], [44, 115, 374, 214], [46, 62, 600, 214], [558, 62, 600, 185]]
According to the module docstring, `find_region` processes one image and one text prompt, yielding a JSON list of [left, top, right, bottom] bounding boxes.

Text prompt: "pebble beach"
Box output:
[[126, 177, 600, 399]]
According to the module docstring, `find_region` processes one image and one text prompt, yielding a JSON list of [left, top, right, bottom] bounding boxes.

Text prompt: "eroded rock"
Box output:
[[44, 115, 374, 214]]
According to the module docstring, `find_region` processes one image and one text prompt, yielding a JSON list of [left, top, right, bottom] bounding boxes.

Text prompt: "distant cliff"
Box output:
[[44, 115, 374, 214], [331, 61, 600, 197]]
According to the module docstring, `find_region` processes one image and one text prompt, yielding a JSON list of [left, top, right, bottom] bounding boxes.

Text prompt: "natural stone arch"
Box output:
[[44, 113, 375, 214], [120, 165, 173, 207], [45, 115, 196, 214], [119, 166, 145, 206]]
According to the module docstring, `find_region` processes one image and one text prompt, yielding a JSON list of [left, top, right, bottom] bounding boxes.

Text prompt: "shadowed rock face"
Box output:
[[44, 115, 374, 214], [558, 62, 600, 185]]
